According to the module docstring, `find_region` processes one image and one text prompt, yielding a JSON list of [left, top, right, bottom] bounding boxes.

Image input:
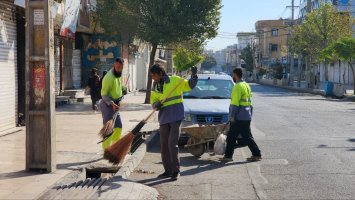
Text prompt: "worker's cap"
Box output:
[[115, 57, 124, 65]]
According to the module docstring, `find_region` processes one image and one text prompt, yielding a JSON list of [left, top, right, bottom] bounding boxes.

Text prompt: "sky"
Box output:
[[206, 0, 299, 51]]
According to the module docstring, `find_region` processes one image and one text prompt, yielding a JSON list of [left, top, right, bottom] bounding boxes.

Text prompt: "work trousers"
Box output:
[[225, 120, 261, 158], [99, 100, 122, 149], [159, 120, 182, 174]]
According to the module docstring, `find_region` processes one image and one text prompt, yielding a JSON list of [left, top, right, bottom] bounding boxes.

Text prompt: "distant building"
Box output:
[[237, 32, 256, 50], [255, 19, 289, 69], [214, 50, 227, 66]]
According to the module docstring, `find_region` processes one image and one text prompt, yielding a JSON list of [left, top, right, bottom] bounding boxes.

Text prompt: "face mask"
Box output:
[[113, 69, 122, 78]]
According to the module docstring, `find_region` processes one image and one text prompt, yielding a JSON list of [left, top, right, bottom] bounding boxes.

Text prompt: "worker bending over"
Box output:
[[150, 64, 198, 181]]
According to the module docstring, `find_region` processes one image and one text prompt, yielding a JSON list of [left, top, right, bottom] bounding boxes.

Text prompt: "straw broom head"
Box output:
[[103, 132, 135, 164], [98, 120, 114, 138]]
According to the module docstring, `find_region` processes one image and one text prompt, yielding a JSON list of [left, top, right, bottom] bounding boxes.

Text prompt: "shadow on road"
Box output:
[[317, 144, 355, 152], [181, 159, 248, 177], [0, 170, 39, 181], [301, 98, 342, 102], [137, 177, 174, 186]]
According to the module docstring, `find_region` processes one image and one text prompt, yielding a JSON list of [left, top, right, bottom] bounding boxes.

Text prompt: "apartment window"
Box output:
[[271, 28, 278, 37], [270, 44, 278, 52]]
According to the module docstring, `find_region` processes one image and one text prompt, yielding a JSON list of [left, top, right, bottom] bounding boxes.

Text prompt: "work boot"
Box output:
[[220, 157, 233, 163], [171, 172, 180, 181], [157, 172, 172, 178], [246, 155, 262, 162]]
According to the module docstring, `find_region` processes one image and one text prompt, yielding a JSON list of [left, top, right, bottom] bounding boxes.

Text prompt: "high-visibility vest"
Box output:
[[150, 76, 191, 108], [101, 69, 122, 100], [230, 81, 252, 107]]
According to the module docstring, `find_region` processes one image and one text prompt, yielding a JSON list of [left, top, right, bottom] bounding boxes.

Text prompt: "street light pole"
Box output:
[[25, 0, 56, 172], [287, 0, 296, 86]]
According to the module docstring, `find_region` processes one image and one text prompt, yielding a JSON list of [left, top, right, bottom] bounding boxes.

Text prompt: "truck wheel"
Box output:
[[187, 138, 205, 157]]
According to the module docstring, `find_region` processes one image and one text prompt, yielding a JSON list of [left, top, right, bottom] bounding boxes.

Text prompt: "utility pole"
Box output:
[[25, 0, 56, 172], [287, 0, 298, 86]]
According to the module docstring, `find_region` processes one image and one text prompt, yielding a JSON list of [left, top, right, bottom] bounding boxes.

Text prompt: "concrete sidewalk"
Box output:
[[128, 123, 268, 200], [259, 79, 354, 101], [0, 92, 158, 199]]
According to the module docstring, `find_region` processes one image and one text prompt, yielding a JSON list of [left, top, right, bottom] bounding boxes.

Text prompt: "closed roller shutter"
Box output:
[[72, 49, 81, 89], [0, 1, 17, 132], [63, 40, 73, 89]]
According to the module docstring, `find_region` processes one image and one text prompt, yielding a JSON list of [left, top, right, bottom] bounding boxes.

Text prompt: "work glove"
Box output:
[[190, 66, 198, 78], [153, 102, 163, 111]]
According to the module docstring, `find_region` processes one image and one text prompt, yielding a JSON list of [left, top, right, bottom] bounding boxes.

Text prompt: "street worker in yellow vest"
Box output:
[[222, 68, 262, 162], [99, 57, 124, 149], [150, 64, 198, 181]]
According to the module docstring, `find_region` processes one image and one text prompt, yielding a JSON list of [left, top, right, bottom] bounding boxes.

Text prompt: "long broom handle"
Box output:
[[143, 77, 187, 123]]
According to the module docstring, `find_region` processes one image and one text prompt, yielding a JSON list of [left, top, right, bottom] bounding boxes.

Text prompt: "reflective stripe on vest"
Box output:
[[231, 81, 252, 106], [240, 98, 251, 103], [150, 76, 190, 108], [164, 95, 182, 103]]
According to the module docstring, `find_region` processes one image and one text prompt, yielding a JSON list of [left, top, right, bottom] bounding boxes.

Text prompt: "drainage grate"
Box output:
[[53, 178, 107, 190], [38, 178, 107, 199]]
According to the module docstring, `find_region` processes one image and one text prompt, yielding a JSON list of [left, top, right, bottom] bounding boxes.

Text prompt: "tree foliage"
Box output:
[[322, 37, 355, 94], [240, 44, 255, 72], [201, 55, 217, 70], [173, 48, 204, 72], [290, 3, 352, 81], [291, 3, 351, 60], [95, 0, 222, 103]]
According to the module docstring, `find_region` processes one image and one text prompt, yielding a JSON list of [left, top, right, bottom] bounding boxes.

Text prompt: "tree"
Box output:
[[290, 3, 351, 81], [201, 55, 217, 70], [322, 37, 355, 95], [240, 44, 254, 72], [173, 48, 204, 72], [96, 0, 221, 103], [94, 0, 139, 42]]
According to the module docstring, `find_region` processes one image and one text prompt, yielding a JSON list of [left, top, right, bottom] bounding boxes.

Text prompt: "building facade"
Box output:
[[237, 32, 256, 51], [255, 19, 289, 69]]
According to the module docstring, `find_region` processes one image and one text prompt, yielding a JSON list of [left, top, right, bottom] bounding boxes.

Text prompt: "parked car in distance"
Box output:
[[179, 74, 234, 145]]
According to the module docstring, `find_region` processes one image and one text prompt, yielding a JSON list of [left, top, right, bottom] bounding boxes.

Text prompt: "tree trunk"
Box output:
[[144, 43, 158, 104], [297, 55, 302, 87], [350, 63, 355, 95]]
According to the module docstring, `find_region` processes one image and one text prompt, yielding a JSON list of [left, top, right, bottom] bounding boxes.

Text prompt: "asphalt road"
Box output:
[[129, 83, 355, 199]]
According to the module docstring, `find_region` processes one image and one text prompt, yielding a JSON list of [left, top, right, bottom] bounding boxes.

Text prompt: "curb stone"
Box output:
[[115, 131, 158, 179], [258, 82, 326, 96], [258, 81, 355, 101]]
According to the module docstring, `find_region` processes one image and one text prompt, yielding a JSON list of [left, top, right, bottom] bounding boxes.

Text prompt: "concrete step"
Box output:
[[62, 89, 86, 99]]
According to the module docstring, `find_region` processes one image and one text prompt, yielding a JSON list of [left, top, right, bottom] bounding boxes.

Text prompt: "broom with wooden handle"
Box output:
[[103, 77, 187, 164]]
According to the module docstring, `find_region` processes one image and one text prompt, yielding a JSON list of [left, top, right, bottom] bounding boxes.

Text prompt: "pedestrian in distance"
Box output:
[[88, 68, 101, 111], [222, 68, 262, 162], [99, 58, 125, 149], [150, 64, 198, 181]]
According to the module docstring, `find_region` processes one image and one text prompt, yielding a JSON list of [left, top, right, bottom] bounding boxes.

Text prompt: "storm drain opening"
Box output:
[[85, 166, 121, 179]]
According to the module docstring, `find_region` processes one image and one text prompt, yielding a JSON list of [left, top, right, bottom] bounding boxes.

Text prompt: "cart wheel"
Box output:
[[187, 138, 205, 157]]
